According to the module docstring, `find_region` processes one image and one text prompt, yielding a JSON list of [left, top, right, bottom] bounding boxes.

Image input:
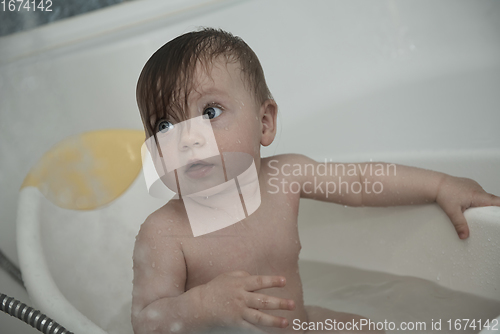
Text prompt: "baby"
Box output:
[[131, 28, 500, 334]]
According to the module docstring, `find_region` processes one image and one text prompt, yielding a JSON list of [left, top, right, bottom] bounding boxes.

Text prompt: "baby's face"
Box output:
[[149, 57, 265, 196]]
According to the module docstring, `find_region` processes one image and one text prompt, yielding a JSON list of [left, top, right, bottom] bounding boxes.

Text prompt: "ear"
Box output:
[[259, 99, 278, 147]]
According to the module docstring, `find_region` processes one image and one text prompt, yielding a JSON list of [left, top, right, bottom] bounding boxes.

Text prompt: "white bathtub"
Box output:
[[2, 0, 500, 333]]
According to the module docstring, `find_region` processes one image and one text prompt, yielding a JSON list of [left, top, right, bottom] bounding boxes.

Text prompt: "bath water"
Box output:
[[299, 260, 500, 334]]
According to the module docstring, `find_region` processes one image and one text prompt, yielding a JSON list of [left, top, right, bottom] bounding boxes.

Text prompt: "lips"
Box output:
[[184, 159, 215, 179]]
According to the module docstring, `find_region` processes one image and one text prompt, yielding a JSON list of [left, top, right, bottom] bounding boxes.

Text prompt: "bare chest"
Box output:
[[182, 191, 301, 289]]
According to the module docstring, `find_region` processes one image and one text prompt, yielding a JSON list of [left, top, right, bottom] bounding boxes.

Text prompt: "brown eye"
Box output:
[[202, 106, 223, 119], [157, 120, 174, 133]]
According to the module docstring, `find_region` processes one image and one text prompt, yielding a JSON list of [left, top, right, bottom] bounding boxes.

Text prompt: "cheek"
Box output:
[[212, 109, 261, 153], [215, 126, 257, 154]]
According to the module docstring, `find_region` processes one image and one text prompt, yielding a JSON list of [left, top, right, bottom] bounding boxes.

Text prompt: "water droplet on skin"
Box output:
[[147, 309, 161, 320], [168, 227, 171, 231], [224, 127, 228, 131], [175, 283, 179, 288], [170, 322, 183, 333], [157, 230, 162, 235], [237, 139, 241, 144], [167, 219, 173, 223], [152, 262, 156, 268], [209, 261, 213, 266]]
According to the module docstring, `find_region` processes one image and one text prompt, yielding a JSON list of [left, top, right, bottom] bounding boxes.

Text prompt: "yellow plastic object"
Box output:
[[21, 129, 145, 210]]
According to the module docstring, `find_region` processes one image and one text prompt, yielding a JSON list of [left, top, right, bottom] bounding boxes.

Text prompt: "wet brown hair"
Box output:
[[136, 27, 273, 138]]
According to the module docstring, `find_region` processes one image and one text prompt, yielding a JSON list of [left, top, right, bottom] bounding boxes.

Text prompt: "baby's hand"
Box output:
[[199, 270, 295, 332], [436, 175, 500, 239]]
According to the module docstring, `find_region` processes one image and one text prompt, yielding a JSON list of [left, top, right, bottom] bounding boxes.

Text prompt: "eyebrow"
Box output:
[[193, 86, 230, 99]]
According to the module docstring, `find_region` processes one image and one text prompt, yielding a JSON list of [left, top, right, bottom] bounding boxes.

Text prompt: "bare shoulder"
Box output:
[[262, 153, 315, 168], [137, 198, 191, 241], [261, 154, 316, 181]]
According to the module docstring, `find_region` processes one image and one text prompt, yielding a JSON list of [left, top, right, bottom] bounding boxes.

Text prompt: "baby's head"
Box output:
[[136, 28, 277, 162], [137, 28, 277, 200]]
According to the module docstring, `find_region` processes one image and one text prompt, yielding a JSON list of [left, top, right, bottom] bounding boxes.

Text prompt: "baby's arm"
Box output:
[[282, 154, 500, 239], [131, 214, 200, 334], [131, 209, 295, 334]]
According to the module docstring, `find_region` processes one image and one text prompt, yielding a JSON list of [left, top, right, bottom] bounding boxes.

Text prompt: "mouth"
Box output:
[[184, 159, 215, 179]]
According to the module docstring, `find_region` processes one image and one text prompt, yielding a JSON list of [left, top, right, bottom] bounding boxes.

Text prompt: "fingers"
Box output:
[[238, 321, 267, 334], [225, 271, 286, 291], [226, 270, 251, 278], [242, 308, 288, 328], [446, 209, 470, 239], [453, 191, 500, 239], [471, 192, 500, 208], [243, 275, 286, 292], [246, 293, 295, 311]]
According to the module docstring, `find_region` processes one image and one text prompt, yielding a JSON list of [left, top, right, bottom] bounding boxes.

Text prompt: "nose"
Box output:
[[178, 124, 206, 151]]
